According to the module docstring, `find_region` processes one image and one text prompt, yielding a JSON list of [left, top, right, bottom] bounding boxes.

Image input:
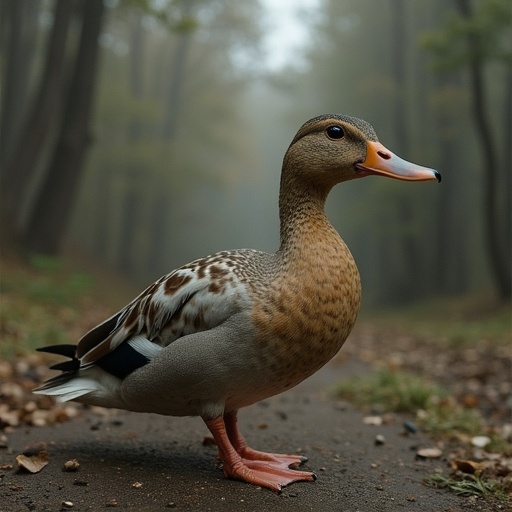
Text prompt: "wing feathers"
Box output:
[[95, 336, 161, 379], [35, 253, 250, 397]]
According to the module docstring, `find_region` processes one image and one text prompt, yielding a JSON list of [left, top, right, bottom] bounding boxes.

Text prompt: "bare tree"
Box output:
[[23, 0, 105, 255], [1, 0, 57, 220], [454, 0, 511, 300]]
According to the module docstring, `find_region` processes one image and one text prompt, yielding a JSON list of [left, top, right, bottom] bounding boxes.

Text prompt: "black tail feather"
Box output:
[[37, 344, 77, 359], [49, 360, 80, 372], [35, 344, 80, 391]]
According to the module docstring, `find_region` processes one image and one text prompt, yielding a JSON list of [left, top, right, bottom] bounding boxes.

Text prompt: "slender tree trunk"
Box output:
[[390, 0, 409, 155], [2, 0, 73, 220], [114, 15, 146, 275], [23, 0, 105, 255], [433, 73, 470, 295], [162, 32, 192, 140], [148, 2, 195, 275], [0, 0, 40, 172], [388, 0, 422, 302], [502, 63, 512, 285], [455, 0, 511, 300]]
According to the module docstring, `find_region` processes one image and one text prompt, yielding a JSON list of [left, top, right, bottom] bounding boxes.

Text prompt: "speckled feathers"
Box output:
[[35, 114, 370, 416]]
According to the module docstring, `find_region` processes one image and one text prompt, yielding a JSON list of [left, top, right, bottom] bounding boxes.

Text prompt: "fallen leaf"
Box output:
[[452, 459, 482, 474], [16, 451, 49, 473]]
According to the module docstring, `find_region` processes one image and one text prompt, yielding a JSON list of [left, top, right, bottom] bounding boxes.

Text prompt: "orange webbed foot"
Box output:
[[204, 412, 316, 492]]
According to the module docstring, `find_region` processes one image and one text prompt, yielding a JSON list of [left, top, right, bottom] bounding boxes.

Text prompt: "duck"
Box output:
[[34, 114, 440, 492]]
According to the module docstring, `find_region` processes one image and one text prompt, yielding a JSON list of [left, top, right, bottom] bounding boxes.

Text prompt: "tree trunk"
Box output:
[[23, 0, 105, 255], [112, 15, 146, 275], [388, 0, 423, 302], [148, 3, 195, 274], [162, 7, 194, 140], [2, 0, 73, 221], [455, 0, 511, 300], [502, 62, 512, 288], [0, 0, 40, 172]]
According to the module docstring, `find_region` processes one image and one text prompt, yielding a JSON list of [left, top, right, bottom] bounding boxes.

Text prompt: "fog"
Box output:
[[2, 0, 510, 304]]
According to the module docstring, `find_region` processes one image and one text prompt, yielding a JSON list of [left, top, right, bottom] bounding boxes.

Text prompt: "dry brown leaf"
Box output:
[[452, 459, 482, 474], [16, 451, 49, 473]]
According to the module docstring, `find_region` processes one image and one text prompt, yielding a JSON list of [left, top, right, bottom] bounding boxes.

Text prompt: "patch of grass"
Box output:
[[487, 436, 512, 457], [335, 369, 484, 438], [417, 397, 484, 438], [0, 255, 109, 359], [0, 294, 75, 358], [336, 369, 448, 414], [25, 255, 93, 305], [426, 473, 509, 503]]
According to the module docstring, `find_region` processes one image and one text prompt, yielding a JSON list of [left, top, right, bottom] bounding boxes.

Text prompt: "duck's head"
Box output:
[[282, 114, 441, 190]]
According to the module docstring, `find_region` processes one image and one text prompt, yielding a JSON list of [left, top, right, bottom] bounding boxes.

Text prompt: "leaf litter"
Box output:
[[335, 318, 512, 502]]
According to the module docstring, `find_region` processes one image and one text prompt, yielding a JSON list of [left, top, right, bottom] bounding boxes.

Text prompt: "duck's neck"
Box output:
[[277, 173, 337, 255]]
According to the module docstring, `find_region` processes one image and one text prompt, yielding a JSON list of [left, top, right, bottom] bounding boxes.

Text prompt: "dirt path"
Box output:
[[0, 362, 500, 512]]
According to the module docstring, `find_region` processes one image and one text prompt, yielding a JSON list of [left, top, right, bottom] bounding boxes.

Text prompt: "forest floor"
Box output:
[[0, 254, 511, 511]]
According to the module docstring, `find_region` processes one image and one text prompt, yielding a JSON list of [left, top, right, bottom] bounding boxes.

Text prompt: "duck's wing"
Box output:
[[38, 252, 252, 380]]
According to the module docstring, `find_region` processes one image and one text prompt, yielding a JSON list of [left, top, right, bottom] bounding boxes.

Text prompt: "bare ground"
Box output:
[[1, 351, 509, 512]]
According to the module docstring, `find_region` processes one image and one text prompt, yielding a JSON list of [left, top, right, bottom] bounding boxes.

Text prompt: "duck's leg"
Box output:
[[223, 410, 308, 468], [204, 415, 316, 492]]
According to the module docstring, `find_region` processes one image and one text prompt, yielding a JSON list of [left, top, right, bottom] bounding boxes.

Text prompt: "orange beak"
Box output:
[[355, 141, 441, 183]]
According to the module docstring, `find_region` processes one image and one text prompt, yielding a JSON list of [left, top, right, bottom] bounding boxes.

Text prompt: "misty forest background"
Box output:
[[1, 0, 511, 310]]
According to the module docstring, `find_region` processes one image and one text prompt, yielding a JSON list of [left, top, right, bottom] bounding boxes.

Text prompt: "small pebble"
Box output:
[[132, 481, 143, 489], [374, 434, 386, 445], [363, 415, 383, 426], [403, 420, 417, 434], [63, 459, 80, 472], [61, 501, 73, 509], [471, 436, 491, 448], [416, 447, 443, 459]]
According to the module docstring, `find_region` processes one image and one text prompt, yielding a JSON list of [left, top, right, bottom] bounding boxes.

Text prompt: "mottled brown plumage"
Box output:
[[34, 114, 440, 492]]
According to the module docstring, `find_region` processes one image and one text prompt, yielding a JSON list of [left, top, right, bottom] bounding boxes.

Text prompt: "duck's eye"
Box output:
[[326, 125, 345, 140]]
